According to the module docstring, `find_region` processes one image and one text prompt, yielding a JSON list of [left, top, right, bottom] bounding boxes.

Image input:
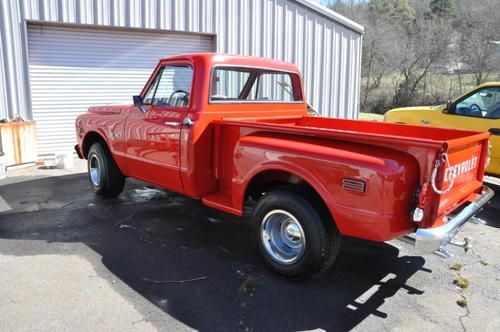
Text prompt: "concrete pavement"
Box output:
[[0, 161, 499, 331]]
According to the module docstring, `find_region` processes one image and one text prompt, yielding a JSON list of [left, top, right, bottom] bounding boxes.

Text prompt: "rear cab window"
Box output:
[[210, 67, 302, 103]]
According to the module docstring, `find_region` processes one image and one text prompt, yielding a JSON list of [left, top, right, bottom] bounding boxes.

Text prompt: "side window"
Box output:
[[143, 72, 161, 104], [455, 87, 500, 118], [143, 65, 193, 107]]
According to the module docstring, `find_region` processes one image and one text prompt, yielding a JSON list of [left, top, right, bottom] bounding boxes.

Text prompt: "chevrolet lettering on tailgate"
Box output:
[[444, 156, 479, 182]]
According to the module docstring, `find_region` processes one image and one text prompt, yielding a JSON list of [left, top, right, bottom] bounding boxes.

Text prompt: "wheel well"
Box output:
[[82, 132, 107, 158], [244, 170, 333, 221]]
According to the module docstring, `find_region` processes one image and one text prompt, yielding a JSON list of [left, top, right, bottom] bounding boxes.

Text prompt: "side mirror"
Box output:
[[445, 100, 452, 113], [133, 95, 143, 106], [133, 95, 147, 113]]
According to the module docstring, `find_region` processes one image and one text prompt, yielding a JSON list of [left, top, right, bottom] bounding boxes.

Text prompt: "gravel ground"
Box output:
[[0, 160, 499, 332]]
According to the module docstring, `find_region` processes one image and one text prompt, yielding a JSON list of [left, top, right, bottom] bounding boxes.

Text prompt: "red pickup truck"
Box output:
[[75, 54, 493, 279]]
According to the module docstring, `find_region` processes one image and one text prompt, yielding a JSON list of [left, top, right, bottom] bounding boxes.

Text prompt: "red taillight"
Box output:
[[412, 184, 429, 223], [418, 183, 429, 208]]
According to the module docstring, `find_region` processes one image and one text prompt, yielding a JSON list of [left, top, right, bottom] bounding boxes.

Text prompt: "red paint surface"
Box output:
[[75, 54, 490, 242]]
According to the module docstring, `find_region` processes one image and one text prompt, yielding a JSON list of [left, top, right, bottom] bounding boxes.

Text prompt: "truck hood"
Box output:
[[388, 105, 444, 113], [88, 105, 131, 114]]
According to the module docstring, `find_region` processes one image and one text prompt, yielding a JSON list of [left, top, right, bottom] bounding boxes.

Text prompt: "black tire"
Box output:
[[252, 190, 341, 280], [87, 142, 125, 198]]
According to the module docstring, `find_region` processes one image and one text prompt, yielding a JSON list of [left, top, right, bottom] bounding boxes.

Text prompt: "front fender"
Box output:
[[385, 107, 438, 125], [77, 110, 128, 174]]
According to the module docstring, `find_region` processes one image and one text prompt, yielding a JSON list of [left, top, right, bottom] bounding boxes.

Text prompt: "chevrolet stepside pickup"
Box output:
[[75, 54, 493, 279]]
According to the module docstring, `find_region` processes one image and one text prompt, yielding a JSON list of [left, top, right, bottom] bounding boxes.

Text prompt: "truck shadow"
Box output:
[[478, 183, 500, 229], [0, 174, 427, 331]]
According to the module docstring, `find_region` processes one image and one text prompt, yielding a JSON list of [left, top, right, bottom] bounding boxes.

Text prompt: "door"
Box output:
[[125, 64, 193, 191], [431, 86, 500, 175], [27, 24, 212, 155]]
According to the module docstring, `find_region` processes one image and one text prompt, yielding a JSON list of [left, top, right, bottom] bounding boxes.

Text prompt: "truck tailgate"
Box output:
[[429, 133, 490, 225]]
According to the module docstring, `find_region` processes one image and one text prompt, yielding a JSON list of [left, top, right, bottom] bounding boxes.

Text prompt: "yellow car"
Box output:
[[384, 82, 500, 176]]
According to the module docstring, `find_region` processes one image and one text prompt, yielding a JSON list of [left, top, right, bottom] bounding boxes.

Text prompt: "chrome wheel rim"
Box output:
[[260, 209, 306, 265], [89, 154, 102, 187]]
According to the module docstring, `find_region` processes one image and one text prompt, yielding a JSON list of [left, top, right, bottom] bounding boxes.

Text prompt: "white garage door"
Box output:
[[27, 24, 213, 155]]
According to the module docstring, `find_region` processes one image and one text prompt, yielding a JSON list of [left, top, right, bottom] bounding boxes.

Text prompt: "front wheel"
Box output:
[[87, 142, 125, 198], [252, 190, 341, 279]]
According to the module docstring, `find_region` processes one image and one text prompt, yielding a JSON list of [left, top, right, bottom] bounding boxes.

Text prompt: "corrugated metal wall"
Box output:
[[0, 0, 32, 122], [28, 24, 213, 154], [0, 0, 363, 122]]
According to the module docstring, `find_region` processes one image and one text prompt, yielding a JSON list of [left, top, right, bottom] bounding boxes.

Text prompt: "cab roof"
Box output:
[[160, 53, 301, 74], [477, 82, 500, 88]]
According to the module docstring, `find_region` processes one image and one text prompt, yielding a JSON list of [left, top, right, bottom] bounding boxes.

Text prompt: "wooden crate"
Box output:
[[0, 121, 37, 166]]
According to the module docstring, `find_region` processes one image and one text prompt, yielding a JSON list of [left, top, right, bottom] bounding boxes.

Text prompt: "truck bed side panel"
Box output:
[[213, 126, 419, 241]]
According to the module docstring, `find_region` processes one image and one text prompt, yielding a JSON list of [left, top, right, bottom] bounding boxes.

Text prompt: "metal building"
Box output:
[[0, 0, 363, 155]]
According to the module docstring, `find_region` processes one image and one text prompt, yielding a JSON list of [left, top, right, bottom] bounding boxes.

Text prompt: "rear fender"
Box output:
[[231, 134, 419, 241], [235, 162, 339, 223]]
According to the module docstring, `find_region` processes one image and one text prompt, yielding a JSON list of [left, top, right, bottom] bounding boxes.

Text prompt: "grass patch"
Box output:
[[360, 72, 500, 114], [359, 113, 384, 121], [449, 263, 464, 271], [238, 275, 257, 295], [457, 296, 468, 308], [453, 276, 469, 289]]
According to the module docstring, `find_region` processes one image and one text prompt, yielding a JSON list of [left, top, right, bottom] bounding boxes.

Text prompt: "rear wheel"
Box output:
[[252, 190, 341, 279], [87, 142, 125, 198]]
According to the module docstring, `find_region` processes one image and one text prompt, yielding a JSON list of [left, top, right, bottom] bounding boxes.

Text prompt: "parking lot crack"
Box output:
[[458, 305, 470, 332], [114, 213, 135, 226], [143, 276, 208, 284]]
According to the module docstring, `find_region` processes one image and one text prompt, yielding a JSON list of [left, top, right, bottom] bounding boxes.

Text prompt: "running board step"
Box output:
[[202, 193, 241, 216]]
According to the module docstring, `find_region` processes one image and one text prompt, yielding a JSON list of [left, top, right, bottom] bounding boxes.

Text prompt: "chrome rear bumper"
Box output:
[[404, 186, 494, 254]]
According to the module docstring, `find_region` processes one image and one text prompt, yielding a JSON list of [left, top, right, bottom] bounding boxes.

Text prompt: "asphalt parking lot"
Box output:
[[0, 160, 499, 331]]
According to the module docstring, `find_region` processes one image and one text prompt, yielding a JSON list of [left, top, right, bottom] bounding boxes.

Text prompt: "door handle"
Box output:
[[489, 128, 500, 136], [164, 122, 181, 127]]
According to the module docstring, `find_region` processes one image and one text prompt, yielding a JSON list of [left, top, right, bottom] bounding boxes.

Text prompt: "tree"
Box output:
[[429, 0, 456, 18], [373, 0, 453, 106], [332, 0, 417, 111], [325, 0, 366, 21], [456, 0, 500, 85], [327, 0, 500, 112], [368, 0, 415, 23], [391, 16, 452, 106]]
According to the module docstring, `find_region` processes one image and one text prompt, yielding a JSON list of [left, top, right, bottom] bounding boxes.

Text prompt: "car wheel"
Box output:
[[87, 142, 125, 198], [252, 189, 341, 279]]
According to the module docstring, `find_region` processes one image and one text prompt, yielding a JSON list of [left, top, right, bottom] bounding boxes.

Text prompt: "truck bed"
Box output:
[[216, 116, 486, 151], [211, 116, 490, 229]]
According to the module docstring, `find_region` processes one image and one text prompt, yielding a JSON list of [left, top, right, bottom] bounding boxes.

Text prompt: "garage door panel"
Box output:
[[28, 24, 213, 155]]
